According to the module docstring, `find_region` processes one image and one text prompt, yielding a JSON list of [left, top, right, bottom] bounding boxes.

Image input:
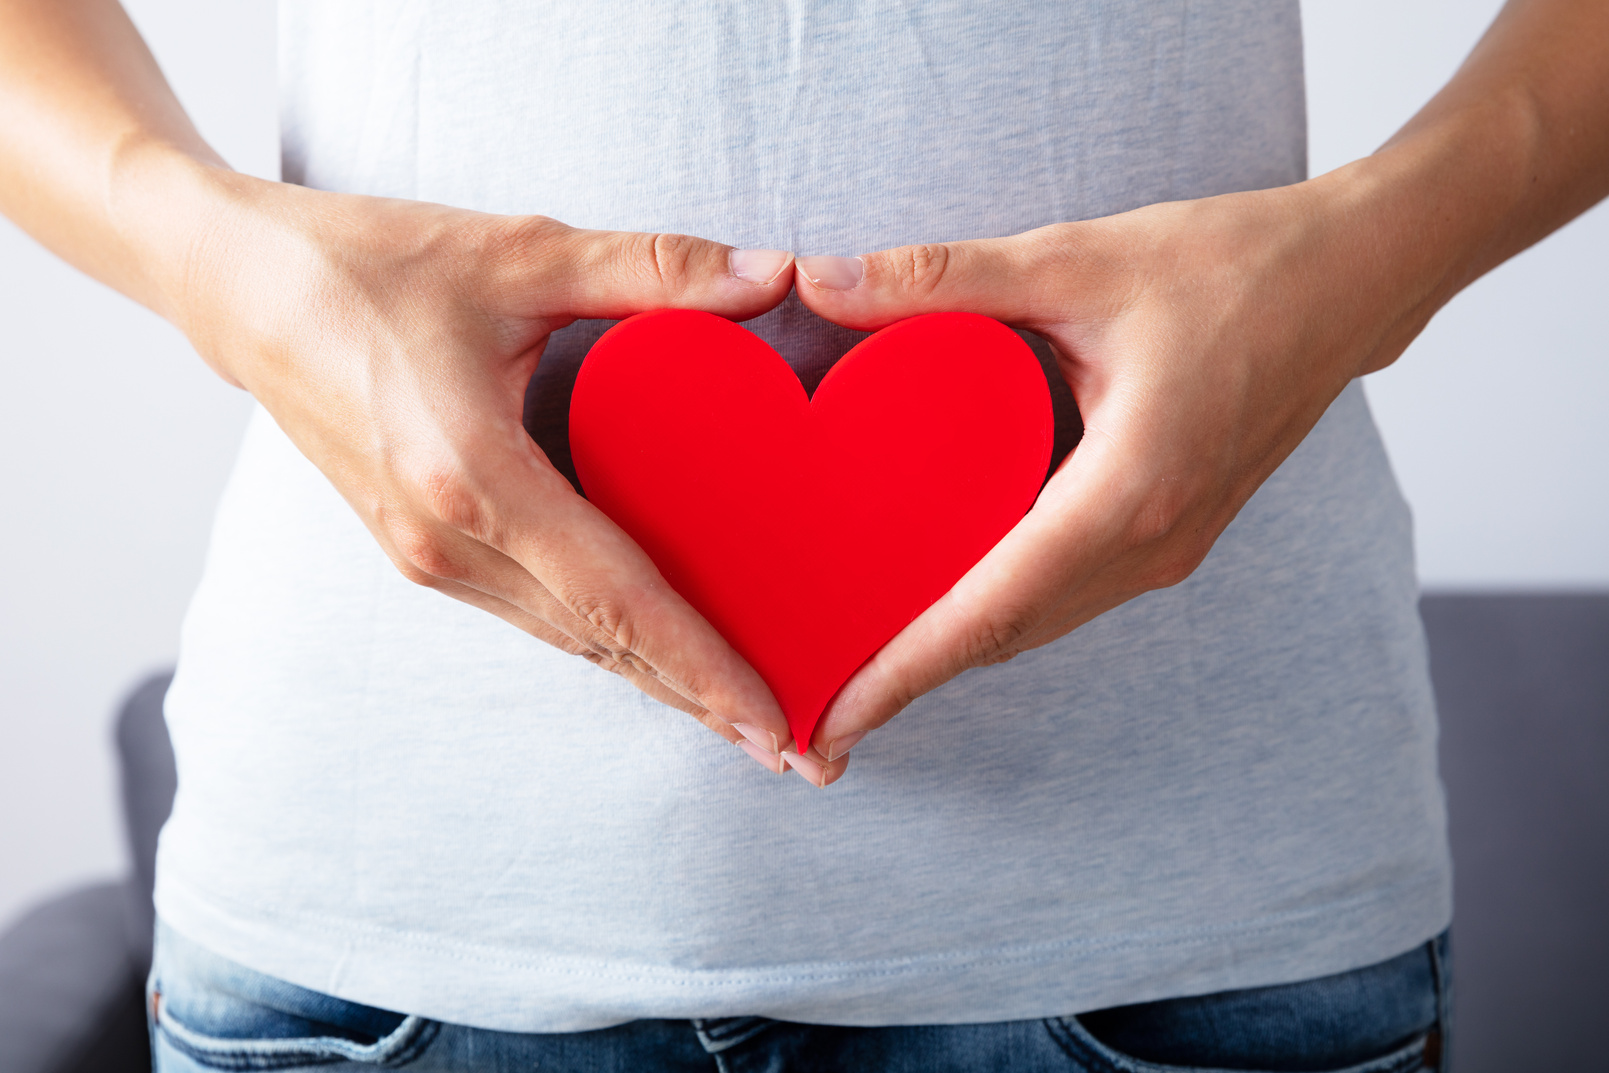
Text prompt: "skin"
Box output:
[[782, 0, 1609, 786], [2, 0, 1605, 787], [0, 0, 798, 767]]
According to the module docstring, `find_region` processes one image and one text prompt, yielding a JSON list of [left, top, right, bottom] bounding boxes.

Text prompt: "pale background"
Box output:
[[2, 0, 1604, 928]]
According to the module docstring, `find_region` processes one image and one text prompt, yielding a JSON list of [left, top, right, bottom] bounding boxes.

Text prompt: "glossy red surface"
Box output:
[[570, 309, 1053, 751]]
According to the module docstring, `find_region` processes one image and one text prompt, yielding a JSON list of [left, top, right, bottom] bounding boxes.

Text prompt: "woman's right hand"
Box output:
[[0, 0, 799, 767], [169, 169, 799, 765]]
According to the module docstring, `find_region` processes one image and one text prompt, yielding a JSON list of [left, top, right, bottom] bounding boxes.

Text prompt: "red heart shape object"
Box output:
[[569, 309, 1053, 751]]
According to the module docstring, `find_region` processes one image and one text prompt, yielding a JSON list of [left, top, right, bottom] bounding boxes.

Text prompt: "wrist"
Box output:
[[1305, 89, 1540, 374], [107, 144, 302, 386], [105, 142, 247, 318]]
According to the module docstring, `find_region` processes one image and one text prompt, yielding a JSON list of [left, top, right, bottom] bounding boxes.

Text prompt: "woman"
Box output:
[[2, 0, 1604, 1069]]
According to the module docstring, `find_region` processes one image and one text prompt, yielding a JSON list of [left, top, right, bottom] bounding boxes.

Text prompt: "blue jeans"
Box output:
[[149, 925, 1450, 1072]]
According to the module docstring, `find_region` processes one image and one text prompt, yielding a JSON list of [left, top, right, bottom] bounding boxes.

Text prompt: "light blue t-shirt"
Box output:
[[155, 0, 1451, 1031]]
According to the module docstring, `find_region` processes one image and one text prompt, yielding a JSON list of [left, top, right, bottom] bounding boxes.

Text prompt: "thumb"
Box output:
[[794, 226, 1060, 331], [517, 218, 795, 321]]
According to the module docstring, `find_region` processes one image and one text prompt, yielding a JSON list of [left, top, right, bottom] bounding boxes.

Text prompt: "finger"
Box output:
[[401, 423, 795, 754], [361, 372, 796, 756], [793, 226, 1066, 331], [503, 218, 796, 323], [523, 486, 795, 749], [392, 536, 789, 776], [426, 574, 707, 709], [779, 742, 852, 789], [384, 516, 714, 711], [810, 430, 1151, 754], [370, 491, 621, 661], [381, 503, 770, 734]]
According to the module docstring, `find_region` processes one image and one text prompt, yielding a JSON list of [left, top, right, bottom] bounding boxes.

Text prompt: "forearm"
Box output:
[[0, 0, 231, 321], [1321, 0, 1609, 374], [1397, 0, 1609, 259]]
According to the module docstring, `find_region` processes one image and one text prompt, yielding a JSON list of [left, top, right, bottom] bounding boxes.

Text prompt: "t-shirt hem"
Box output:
[[155, 869, 1453, 1033]]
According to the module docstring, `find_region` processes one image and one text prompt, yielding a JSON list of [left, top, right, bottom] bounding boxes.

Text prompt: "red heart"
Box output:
[[569, 309, 1053, 751]]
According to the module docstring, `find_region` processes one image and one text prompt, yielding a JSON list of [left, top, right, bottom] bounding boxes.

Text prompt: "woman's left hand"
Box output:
[[778, 165, 1450, 786]]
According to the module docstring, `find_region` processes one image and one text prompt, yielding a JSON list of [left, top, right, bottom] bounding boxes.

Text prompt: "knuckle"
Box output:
[[388, 555, 442, 589], [388, 526, 465, 585], [961, 611, 1031, 667], [1027, 223, 1075, 265], [509, 213, 563, 241], [627, 653, 662, 679], [889, 242, 953, 296], [415, 467, 486, 537], [570, 632, 633, 675], [1015, 230, 1067, 291], [646, 231, 700, 289], [1122, 484, 1216, 590], [499, 214, 565, 257], [1139, 558, 1194, 591], [1125, 495, 1181, 549], [611, 650, 659, 679], [884, 680, 922, 714], [479, 214, 566, 279], [1139, 533, 1213, 590], [569, 593, 635, 655], [582, 599, 626, 641]]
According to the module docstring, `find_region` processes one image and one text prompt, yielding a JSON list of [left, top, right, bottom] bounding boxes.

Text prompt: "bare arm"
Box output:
[[1335, 0, 1609, 374], [782, 0, 1609, 785], [0, 0, 223, 321], [0, 0, 800, 766]]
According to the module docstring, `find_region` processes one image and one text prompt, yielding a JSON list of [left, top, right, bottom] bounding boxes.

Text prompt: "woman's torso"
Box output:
[[156, 0, 1451, 1032]]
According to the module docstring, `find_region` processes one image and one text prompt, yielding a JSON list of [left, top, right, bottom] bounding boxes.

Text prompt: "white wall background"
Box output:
[[2, 0, 1605, 928], [0, 0, 272, 928], [1309, 0, 1609, 588]]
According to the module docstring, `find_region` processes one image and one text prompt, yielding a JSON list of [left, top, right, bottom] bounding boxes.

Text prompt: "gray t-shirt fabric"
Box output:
[[155, 0, 1453, 1033]]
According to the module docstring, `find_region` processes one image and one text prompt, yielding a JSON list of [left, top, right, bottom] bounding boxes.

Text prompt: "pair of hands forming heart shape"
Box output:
[[560, 167, 1423, 787], [166, 172, 1422, 791]]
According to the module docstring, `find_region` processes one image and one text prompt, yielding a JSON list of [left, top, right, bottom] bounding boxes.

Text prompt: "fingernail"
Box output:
[[782, 750, 827, 788], [797, 255, 864, 291], [738, 740, 785, 773], [731, 722, 779, 754], [729, 248, 792, 285], [824, 731, 867, 762]]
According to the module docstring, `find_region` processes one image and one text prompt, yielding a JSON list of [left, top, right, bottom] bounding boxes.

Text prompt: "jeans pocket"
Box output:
[[1042, 934, 1449, 1073], [155, 1003, 434, 1071], [149, 926, 436, 1071], [1044, 1015, 1436, 1073]]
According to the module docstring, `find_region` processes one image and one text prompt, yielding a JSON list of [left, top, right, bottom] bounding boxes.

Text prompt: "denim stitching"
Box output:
[[1043, 1014, 1434, 1073], [157, 1007, 436, 1071], [691, 1016, 776, 1052]]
